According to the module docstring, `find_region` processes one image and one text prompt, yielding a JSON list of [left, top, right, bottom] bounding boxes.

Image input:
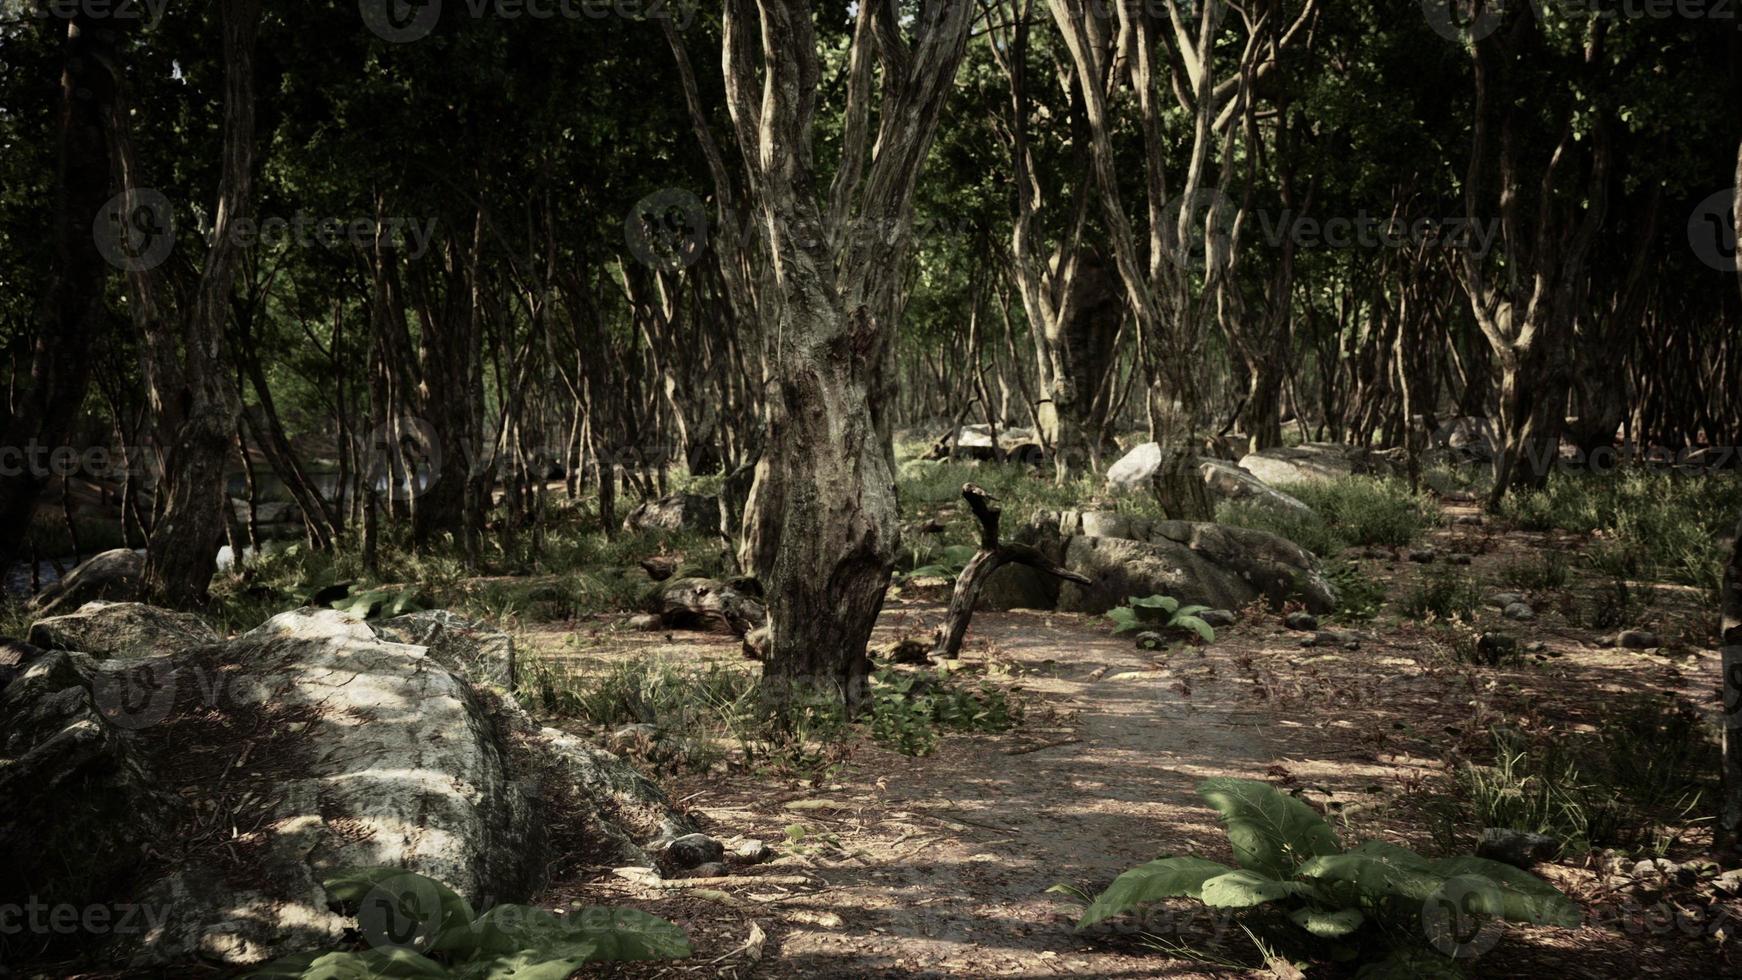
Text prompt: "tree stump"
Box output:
[[929, 484, 1092, 661]]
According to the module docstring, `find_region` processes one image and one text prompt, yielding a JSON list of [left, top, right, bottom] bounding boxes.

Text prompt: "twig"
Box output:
[[1005, 737, 1082, 756]]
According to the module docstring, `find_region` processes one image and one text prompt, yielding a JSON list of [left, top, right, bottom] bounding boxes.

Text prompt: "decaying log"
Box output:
[[929, 484, 1092, 660], [647, 577, 766, 638]]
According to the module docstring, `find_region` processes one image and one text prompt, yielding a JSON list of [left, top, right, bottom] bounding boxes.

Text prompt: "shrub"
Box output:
[[1496, 552, 1570, 591], [1058, 779, 1577, 972], [1218, 476, 1436, 557], [1105, 594, 1217, 644], [1400, 568, 1481, 622], [869, 668, 1019, 757], [1323, 560, 1386, 621]]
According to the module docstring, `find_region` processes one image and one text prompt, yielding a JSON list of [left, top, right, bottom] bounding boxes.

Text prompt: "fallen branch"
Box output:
[[1005, 737, 1083, 756], [930, 483, 1091, 660], [613, 867, 816, 890]]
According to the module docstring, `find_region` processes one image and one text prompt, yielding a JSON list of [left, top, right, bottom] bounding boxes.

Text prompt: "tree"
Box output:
[[718, 0, 974, 712]]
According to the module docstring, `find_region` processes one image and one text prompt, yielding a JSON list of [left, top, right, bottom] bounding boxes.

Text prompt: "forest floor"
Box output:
[[520, 503, 1737, 979]]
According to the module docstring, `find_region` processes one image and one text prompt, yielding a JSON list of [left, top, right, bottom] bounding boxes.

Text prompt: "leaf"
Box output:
[[1198, 869, 1304, 908], [1174, 604, 1212, 617], [1071, 856, 1232, 929], [1129, 595, 1180, 613], [1354, 947, 1465, 979], [1172, 614, 1216, 643], [1289, 906, 1366, 938], [940, 545, 980, 564], [321, 868, 476, 955], [1105, 607, 1141, 634], [1427, 857, 1581, 927], [243, 948, 450, 979], [1197, 779, 1340, 879], [469, 905, 688, 962], [1295, 852, 1448, 904], [447, 945, 598, 980]]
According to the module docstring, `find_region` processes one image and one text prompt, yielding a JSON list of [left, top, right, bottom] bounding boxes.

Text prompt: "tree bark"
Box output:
[[930, 484, 1090, 660]]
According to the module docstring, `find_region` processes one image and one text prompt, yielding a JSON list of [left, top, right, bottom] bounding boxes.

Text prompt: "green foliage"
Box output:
[[1324, 560, 1386, 622], [1215, 500, 1343, 558], [905, 544, 979, 580], [869, 668, 1019, 757], [1496, 552, 1570, 591], [246, 869, 689, 979], [1400, 568, 1481, 622], [1105, 594, 1216, 644], [1060, 779, 1578, 967], [1216, 476, 1436, 558]]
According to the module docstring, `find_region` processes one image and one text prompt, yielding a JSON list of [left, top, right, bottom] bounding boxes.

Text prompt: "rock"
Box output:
[[1477, 828, 1560, 867], [1435, 416, 1498, 461], [1199, 609, 1237, 628], [976, 562, 1058, 611], [640, 555, 681, 581], [1489, 592, 1526, 608], [1477, 632, 1520, 664], [1285, 611, 1319, 632], [0, 637, 42, 689], [1408, 548, 1436, 564], [1105, 445, 1315, 518], [687, 862, 728, 878], [645, 577, 766, 637], [372, 609, 517, 691], [728, 838, 771, 864], [1235, 443, 1400, 486], [1132, 631, 1168, 650], [1616, 629, 1662, 650], [1503, 602, 1536, 621], [1454, 514, 1484, 526], [25, 548, 144, 616], [628, 613, 665, 631], [0, 606, 694, 968], [27, 601, 217, 661], [623, 493, 719, 535], [609, 724, 661, 754], [1448, 553, 1473, 565], [1042, 512, 1338, 616], [878, 639, 932, 665], [924, 423, 1039, 461], [665, 833, 725, 870]]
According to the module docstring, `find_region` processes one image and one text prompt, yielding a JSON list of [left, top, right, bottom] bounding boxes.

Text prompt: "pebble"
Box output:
[[1616, 629, 1662, 650], [1502, 602, 1536, 621], [1408, 548, 1436, 564], [1198, 609, 1237, 628], [664, 833, 725, 870], [1284, 612, 1319, 632]]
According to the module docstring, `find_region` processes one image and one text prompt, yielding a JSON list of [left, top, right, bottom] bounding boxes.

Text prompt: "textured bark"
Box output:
[[0, 17, 118, 571], [718, 0, 973, 713], [930, 485, 1091, 660]]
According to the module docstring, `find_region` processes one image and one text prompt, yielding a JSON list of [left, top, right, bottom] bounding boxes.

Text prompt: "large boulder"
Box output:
[[27, 601, 218, 660], [1236, 443, 1400, 486], [924, 423, 1042, 462], [371, 608, 516, 691], [623, 493, 719, 535], [25, 548, 144, 616], [0, 607, 693, 969], [1106, 444, 1315, 518], [643, 577, 766, 636]]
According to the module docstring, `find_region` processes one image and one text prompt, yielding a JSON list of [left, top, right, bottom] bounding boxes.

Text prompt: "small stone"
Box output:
[[1476, 828, 1559, 867], [728, 838, 771, 864], [664, 833, 725, 870], [1408, 548, 1436, 564], [627, 614, 664, 631], [1616, 629, 1661, 650], [1525, 641, 1548, 653], [1490, 592, 1526, 608], [608, 724, 659, 753], [1502, 602, 1535, 621], [1284, 612, 1319, 632], [1455, 514, 1484, 526], [1477, 632, 1518, 663], [1132, 631, 1168, 651], [1198, 609, 1237, 628], [1309, 630, 1357, 650], [1448, 554, 1473, 566], [687, 862, 728, 879]]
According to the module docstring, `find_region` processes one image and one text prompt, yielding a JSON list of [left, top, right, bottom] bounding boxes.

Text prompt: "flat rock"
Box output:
[[1285, 612, 1320, 632], [664, 833, 725, 870], [1105, 445, 1315, 518], [1616, 629, 1662, 649], [27, 601, 217, 660], [370, 608, 517, 691], [1503, 602, 1536, 621], [1235, 443, 1400, 486], [623, 493, 719, 535]]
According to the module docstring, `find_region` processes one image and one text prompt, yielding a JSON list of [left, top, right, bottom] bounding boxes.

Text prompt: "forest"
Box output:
[[2, 0, 1742, 977]]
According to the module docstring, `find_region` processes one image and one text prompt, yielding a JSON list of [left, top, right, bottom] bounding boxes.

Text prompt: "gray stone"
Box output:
[[687, 862, 728, 878], [372, 609, 517, 691], [1235, 443, 1401, 486], [27, 601, 217, 660], [1408, 548, 1436, 564], [25, 549, 144, 616], [623, 493, 719, 535], [609, 724, 660, 754], [1285, 611, 1319, 632], [628, 613, 665, 631], [1489, 592, 1526, 608], [728, 838, 771, 864], [1448, 553, 1474, 565], [1105, 445, 1315, 518], [1503, 602, 1536, 621], [1476, 828, 1560, 867], [1132, 631, 1168, 650], [1454, 514, 1485, 526], [1199, 609, 1237, 628], [665, 833, 725, 870]]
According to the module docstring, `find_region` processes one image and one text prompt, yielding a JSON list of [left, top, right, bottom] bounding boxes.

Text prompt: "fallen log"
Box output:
[[929, 484, 1092, 660]]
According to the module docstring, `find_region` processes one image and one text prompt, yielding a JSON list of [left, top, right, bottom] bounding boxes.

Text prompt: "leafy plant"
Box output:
[[1105, 594, 1216, 643], [246, 868, 689, 979], [1400, 568, 1480, 622], [906, 544, 979, 580], [1057, 779, 1578, 971], [869, 668, 1018, 756], [1324, 560, 1386, 622]]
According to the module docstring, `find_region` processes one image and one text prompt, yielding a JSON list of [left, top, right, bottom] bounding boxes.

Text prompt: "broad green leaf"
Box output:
[[1427, 857, 1581, 927], [1289, 906, 1366, 938], [470, 905, 690, 962], [1072, 857, 1232, 929], [447, 945, 597, 980], [1197, 779, 1339, 879], [1354, 947, 1465, 979], [1198, 870, 1304, 908], [940, 545, 980, 564], [243, 948, 450, 979], [1173, 615, 1216, 643], [322, 868, 476, 955], [1295, 852, 1448, 904], [1129, 595, 1180, 613], [1344, 840, 1434, 869], [1105, 608, 1140, 634], [1174, 605, 1212, 617]]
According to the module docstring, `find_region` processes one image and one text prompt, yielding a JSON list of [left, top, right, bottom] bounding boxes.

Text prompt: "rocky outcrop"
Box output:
[[623, 493, 719, 535], [27, 601, 218, 660], [25, 548, 144, 616], [371, 608, 516, 691], [0, 606, 692, 970], [981, 510, 1338, 615], [924, 423, 1043, 462], [643, 577, 766, 636], [1236, 443, 1401, 485], [1105, 444, 1315, 518]]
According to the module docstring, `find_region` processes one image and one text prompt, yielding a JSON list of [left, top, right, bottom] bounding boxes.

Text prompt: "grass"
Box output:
[[1496, 552, 1571, 591], [1400, 567, 1482, 622], [1217, 476, 1437, 557], [1501, 468, 1742, 599], [1457, 697, 1717, 854]]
